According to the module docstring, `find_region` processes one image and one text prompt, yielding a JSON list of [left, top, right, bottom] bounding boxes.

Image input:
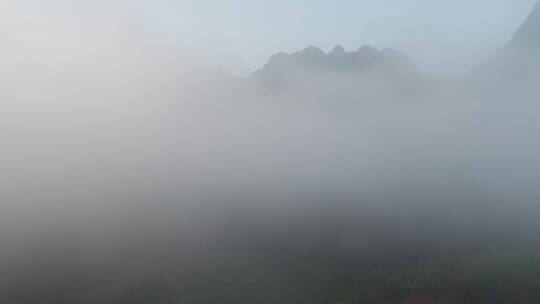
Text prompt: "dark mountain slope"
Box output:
[[509, 0, 540, 50]]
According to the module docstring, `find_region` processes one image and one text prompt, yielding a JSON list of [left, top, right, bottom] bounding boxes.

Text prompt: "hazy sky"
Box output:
[[2, 0, 538, 74], [153, 0, 537, 74]]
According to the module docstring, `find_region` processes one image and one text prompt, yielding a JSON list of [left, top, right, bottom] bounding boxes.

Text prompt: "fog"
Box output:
[[2, 1, 540, 303]]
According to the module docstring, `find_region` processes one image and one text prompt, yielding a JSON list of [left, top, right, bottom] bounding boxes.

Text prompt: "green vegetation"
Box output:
[[328, 254, 540, 303]]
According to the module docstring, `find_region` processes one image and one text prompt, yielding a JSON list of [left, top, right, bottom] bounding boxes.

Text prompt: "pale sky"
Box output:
[[2, 0, 538, 75], [152, 0, 538, 74]]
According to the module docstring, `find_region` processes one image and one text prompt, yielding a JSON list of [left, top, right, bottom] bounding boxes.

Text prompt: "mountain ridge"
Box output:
[[509, 0, 540, 49]]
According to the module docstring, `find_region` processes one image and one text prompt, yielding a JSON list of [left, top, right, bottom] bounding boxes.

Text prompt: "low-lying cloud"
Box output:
[[2, 2, 540, 303]]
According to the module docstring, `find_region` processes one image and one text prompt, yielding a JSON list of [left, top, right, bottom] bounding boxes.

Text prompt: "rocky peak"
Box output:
[[509, 0, 540, 49]]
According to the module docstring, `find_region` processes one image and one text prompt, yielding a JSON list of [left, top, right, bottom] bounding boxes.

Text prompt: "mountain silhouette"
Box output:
[[195, 0, 540, 106], [249, 45, 427, 101], [470, 0, 540, 87], [252, 45, 417, 78], [509, 0, 540, 50]]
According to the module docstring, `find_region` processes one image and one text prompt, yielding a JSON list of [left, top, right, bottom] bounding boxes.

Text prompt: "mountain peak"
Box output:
[[254, 45, 416, 76], [509, 0, 540, 48], [330, 45, 346, 56]]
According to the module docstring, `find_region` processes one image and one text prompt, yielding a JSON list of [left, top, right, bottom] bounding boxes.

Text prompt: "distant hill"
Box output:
[[192, 0, 540, 108], [248, 45, 429, 105], [252, 45, 416, 76], [509, 0, 540, 50], [472, 0, 540, 87]]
